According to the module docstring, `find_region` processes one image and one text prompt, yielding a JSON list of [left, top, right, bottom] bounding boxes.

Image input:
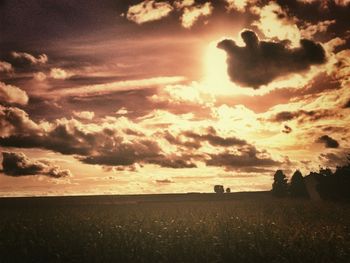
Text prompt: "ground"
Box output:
[[0, 192, 349, 263]]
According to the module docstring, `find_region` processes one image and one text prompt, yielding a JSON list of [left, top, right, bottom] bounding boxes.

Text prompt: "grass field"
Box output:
[[0, 193, 349, 263]]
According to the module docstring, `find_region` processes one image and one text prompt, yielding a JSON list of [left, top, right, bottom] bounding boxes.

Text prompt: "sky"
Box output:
[[0, 0, 349, 196]]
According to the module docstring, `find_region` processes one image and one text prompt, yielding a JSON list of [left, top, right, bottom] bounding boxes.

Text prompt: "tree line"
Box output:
[[272, 155, 350, 201]]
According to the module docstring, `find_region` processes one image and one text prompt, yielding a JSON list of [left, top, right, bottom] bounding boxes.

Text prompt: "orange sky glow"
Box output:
[[0, 0, 349, 196]]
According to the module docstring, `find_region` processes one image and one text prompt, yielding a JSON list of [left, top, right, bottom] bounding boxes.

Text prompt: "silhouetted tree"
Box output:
[[317, 155, 350, 200], [317, 168, 335, 200], [333, 160, 350, 200], [319, 168, 333, 177], [272, 170, 288, 197], [226, 187, 231, 193], [214, 185, 224, 194], [289, 170, 308, 198]]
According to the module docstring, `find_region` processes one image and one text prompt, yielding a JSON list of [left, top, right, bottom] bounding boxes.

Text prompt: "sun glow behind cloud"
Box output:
[[201, 36, 329, 98], [202, 40, 265, 96], [203, 41, 232, 95]]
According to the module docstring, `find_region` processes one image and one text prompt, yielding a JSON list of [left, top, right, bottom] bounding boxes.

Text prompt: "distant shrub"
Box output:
[[214, 185, 224, 194]]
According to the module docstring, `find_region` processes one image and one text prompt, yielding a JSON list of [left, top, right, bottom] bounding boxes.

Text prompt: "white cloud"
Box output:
[[11, 51, 48, 64], [252, 2, 301, 46], [0, 61, 13, 73], [33, 72, 47, 81], [180, 2, 213, 29], [116, 107, 129, 115], [73, 111, 95, 120], [126, 0, 173, 24], [50, 68, 71, 80], [225, 0, 257, 12], [0, 82, 28, 105], [174, 0, 195, 9]]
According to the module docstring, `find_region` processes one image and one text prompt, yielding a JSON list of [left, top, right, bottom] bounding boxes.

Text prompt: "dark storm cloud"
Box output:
[[321, 126, 349, 133], [319, 152, 349, 167], [344, 99, 350, 108], [0, 105, 284, 172], [316, 135, 340, 148], [1, 152, 71, 178], [80, 139, 162, 166], [163, 128, 247, 150], [22, 89, 157, 123], [272, 111, 296, 122], [206, 145, 281, 172], [282, 125, 292, 134], [235, 167, 276, 174], [183, 128, 247, 147], [164, 131, 201, 149], [269, 109, 340, 123], [0, 106, 198, 169], [217, 30, 326, 88], [155, 179, 174, 184]]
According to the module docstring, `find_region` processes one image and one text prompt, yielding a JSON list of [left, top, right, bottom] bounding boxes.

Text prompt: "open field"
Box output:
[[0, 193, 349, 263]]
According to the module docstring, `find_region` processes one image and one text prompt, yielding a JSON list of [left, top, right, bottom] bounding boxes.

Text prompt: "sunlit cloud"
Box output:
[[180, 2, 213, 29], [11, 51, 48, 64], [73, 111, 95, 120], [300, 20, 336, 39], [116, 107, 129, 115], [316, 135, 340, 148], [174, 0, 195, 9], [126, 0, 173, 24], [0, 61, 13, 73], [252, 2, 301, 46], [50, 68, 71, 80], [33, 72, 47, 81], [0, 82, 28, 105], [225, 0, 257, 12]]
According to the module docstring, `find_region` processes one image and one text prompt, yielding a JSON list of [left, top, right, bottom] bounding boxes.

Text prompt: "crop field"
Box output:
[[0, 194, 349, 263]]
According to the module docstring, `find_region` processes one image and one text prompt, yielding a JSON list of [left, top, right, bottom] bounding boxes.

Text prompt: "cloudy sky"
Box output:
[[0, 0, 349, 196]]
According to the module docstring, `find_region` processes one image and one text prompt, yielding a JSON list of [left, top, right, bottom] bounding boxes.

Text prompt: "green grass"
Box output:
[[0, 197, 349, 263]]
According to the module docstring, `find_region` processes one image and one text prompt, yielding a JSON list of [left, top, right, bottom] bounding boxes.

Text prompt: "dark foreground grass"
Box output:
[[0, 197, 349, 263]]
